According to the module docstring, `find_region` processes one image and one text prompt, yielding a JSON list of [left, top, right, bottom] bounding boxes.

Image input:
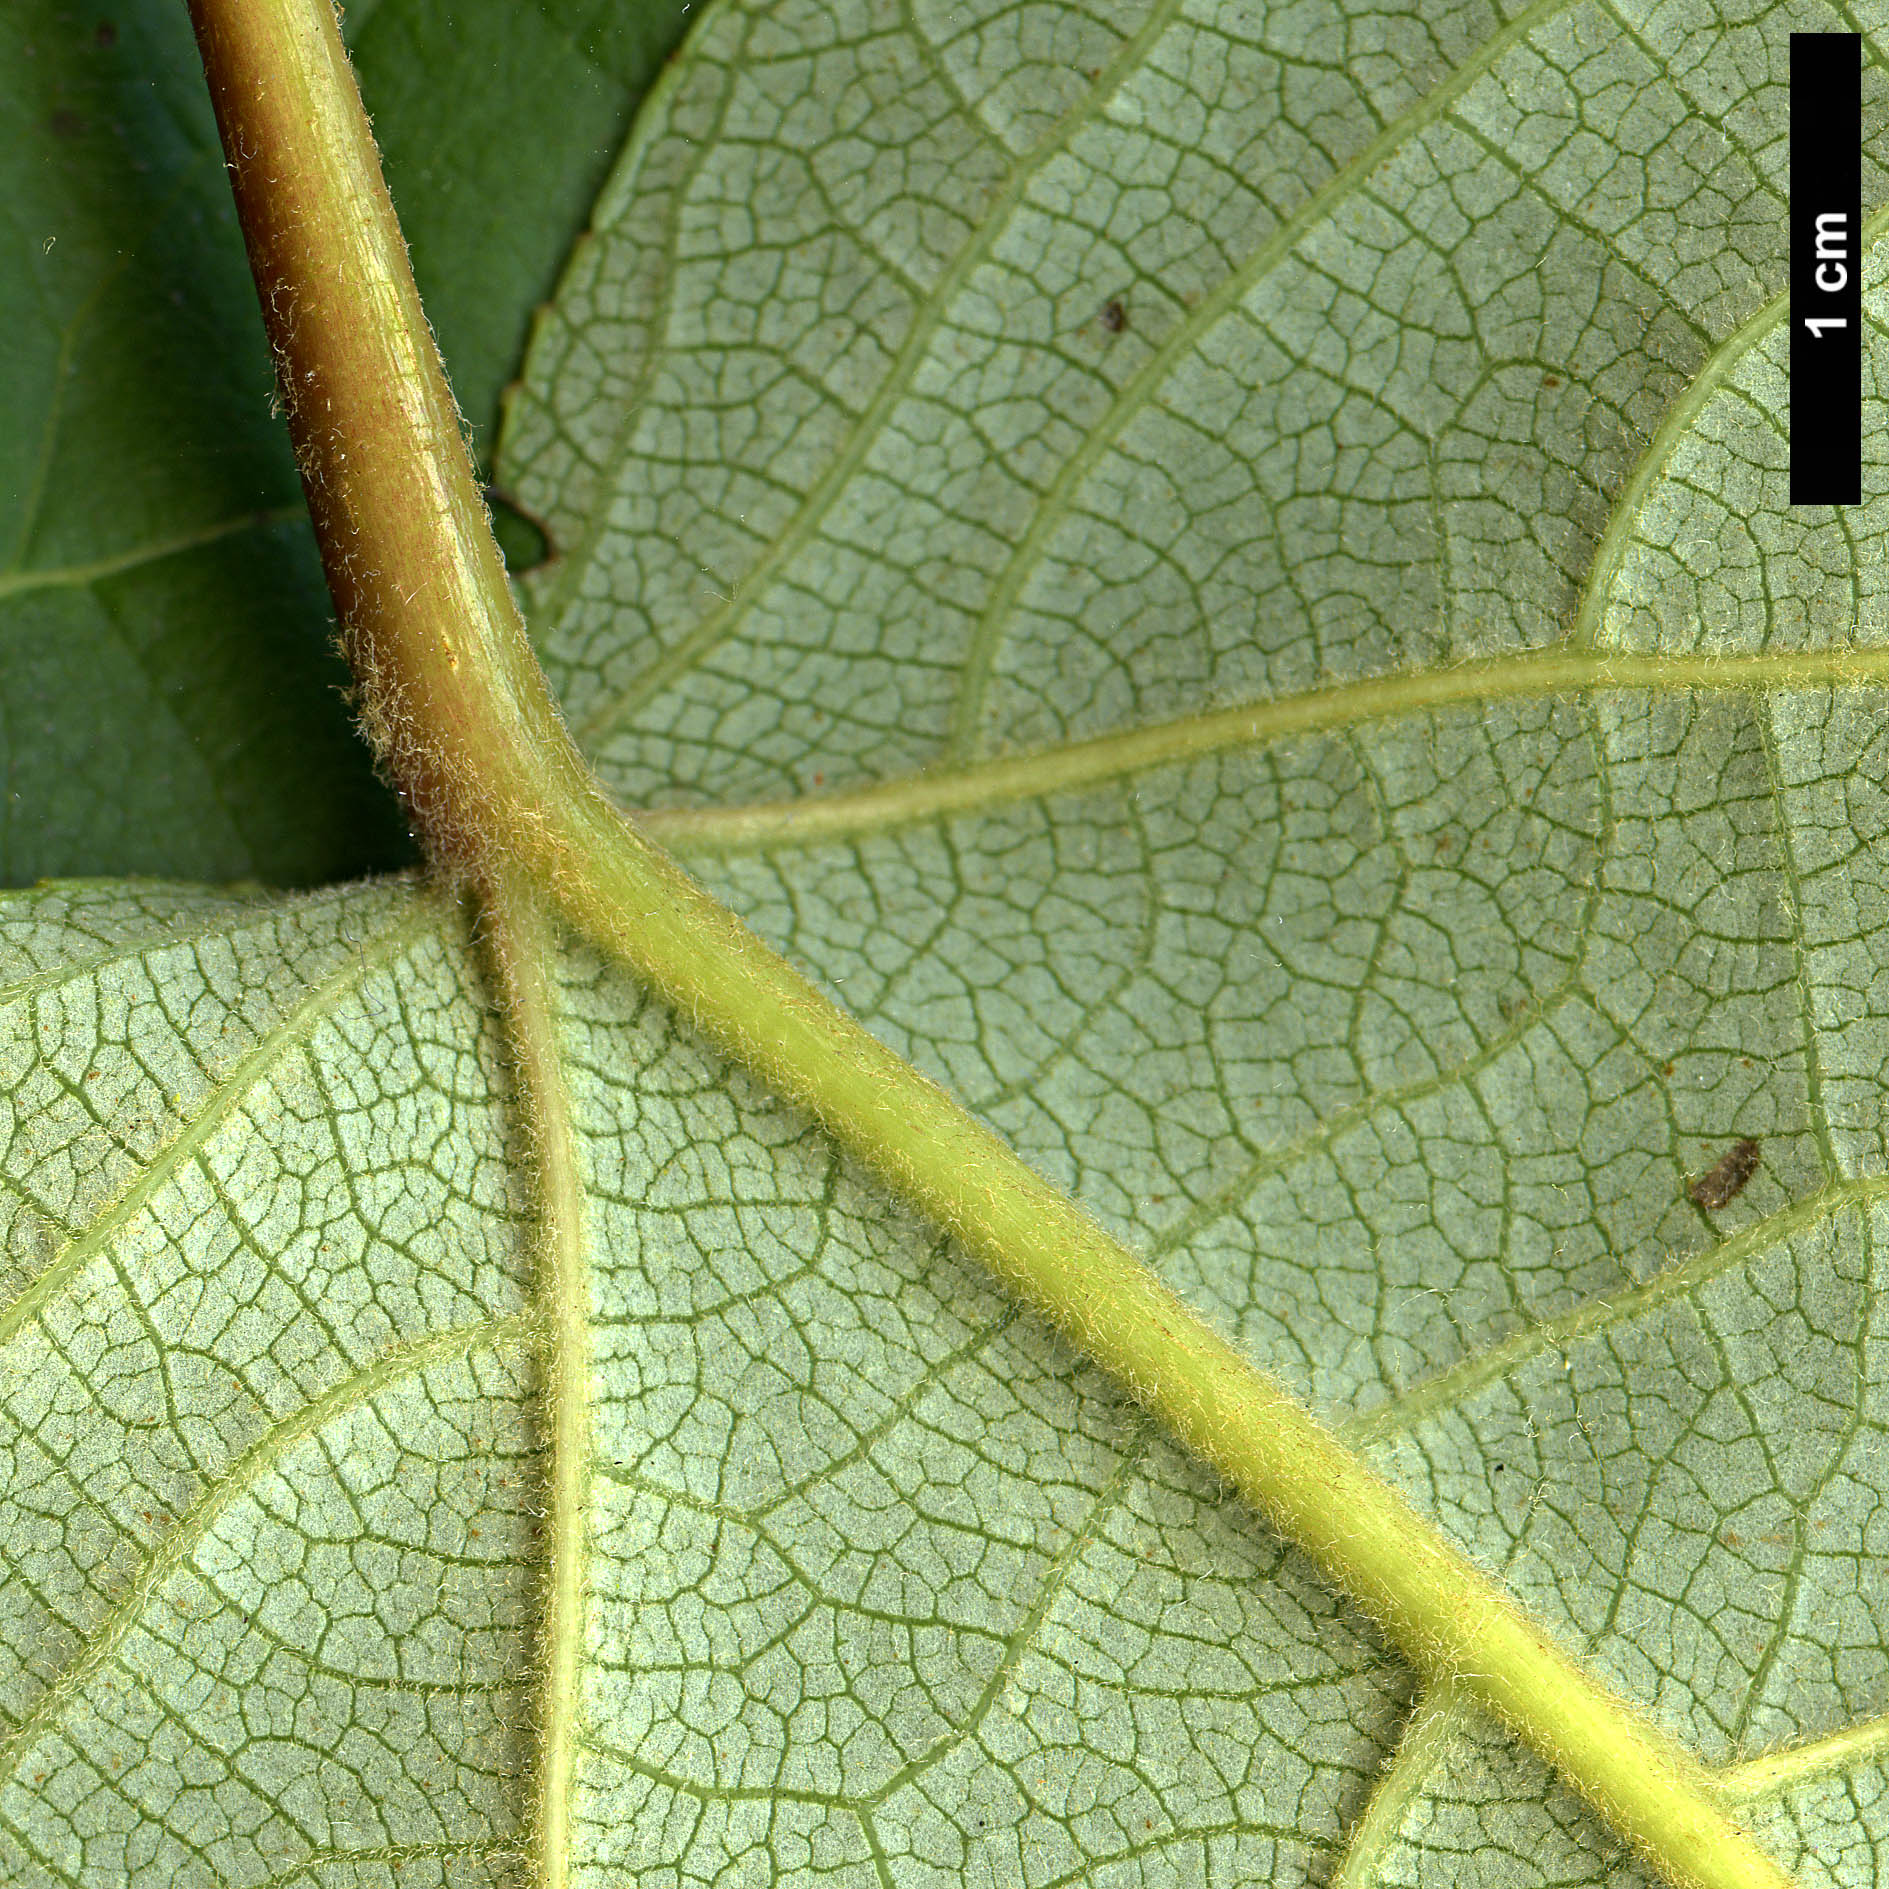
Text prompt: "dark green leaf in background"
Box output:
[[0, 0, 689, 888]]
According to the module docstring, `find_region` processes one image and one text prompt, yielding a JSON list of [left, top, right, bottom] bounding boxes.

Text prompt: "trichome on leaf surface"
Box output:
[[1, 0, 1885, 1886]]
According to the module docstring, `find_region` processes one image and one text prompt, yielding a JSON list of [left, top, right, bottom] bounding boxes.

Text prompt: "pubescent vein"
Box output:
[[642, 646, 1889, 852]]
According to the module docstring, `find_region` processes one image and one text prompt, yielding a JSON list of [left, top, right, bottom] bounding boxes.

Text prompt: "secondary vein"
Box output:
[[1344, 1177, 1889, 1446], [484, 876, 593, 1889], [641, 644, 1889, 853], [1328, 1679, 1472, 1889], [0, 1315, 530, 1795], [1722, 1710, 1889, 1803], [0, 507, 306, 601]]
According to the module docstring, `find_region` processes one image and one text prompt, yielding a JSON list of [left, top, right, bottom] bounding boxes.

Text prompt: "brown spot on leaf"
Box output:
[[95, 20, 117, 46], [1688, 1138, 1760, 1212], [1100, 298, 1127, 333], [49, 108, 85, 138]]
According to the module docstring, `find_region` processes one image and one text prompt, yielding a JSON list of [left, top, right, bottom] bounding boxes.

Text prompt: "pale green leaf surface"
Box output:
[[0, 887, 1410, 1885], [7, 0, 1889, 1882], [488, 0, 1889, 1873]]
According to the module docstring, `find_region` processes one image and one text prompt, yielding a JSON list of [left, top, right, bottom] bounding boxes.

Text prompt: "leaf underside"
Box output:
[[6, 0, 1889, 1883], [0, 0, 688, 888]]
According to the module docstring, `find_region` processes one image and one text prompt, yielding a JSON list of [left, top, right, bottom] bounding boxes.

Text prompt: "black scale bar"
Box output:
[[1791, 32, 1862, 506]]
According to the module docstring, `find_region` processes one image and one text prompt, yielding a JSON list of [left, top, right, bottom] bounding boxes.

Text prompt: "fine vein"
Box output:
[[945, 0, 1586, 756], [567, 0, 1191, 747], [0, 1315, 529, 1795], [1568, 197, 1889, 652], [0, 901, 431, 1356]]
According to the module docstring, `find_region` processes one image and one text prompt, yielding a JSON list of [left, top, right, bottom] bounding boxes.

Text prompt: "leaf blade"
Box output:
[[12, 0, 1889, 1875]]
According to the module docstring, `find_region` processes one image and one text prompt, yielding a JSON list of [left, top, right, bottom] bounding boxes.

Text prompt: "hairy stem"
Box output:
[[183, 0, 603, 874], [185, 5, 1795, 1887]]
